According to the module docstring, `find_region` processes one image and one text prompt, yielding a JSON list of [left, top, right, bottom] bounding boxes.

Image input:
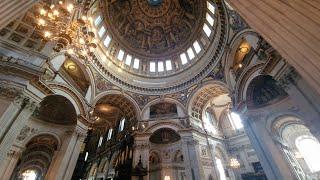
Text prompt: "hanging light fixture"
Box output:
[[35, 0, 97, 64], [229, 158, 241, 169]]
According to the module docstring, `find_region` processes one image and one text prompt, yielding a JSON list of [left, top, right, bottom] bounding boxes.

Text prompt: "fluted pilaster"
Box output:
[[226, 0, 320, 95], [0, 0, 38, 29]]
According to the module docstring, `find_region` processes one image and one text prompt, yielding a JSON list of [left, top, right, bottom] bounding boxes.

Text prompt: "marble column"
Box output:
[[2, 147, 23, 180], [278, 68, 320, 141], [0, 94, 38, 176], [207, 143, 220, 180], [0, 0, 38, 29], [226, 0, 320, 95], [46, 122, 88, 180], [181, 137, 205, 180], [132, 138, 149, 180], [240, 111, 296, 180]]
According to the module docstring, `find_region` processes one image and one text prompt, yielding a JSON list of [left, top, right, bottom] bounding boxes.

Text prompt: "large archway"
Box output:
[[11, 134, 59, 180], [34, 95, 77, 125]]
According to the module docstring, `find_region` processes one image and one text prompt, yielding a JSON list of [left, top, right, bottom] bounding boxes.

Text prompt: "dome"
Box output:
[[89, 0, 227, 94]]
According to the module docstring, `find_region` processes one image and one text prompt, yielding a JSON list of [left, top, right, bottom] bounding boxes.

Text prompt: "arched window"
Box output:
[[215, 157, 227, 180], [84, 152, 89, 161], [21, 169, 38, 180], [97, 136, 103, 147], [119, 118, 125, 132], [107, 128, 113, 140], [296, 136, 320, 173], [228, 112, 243, 130]]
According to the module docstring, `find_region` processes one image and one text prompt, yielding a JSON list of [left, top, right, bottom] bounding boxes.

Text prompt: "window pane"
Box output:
[[104, 35, 111, 47], [230, 112, 243, 129], [117, 49, 124, 61], [203, 24, 211, 37], [193, 41, 201, 54], [296, 137, 320, 173], [98, 26, 106, 37], [207, 2, 215, 14], [158, 61, 164, 72], [84, 152, 89, 161], [107, 129, 113, 140], [125, 54, 132, 65], [166, 60, 172, 71], [94, 16, 102, 26], [180, 53, 188, 65], [150, 62, 156, 72], [215, 157, 227, 180], [98, 136, 103, 147], [187, 48, 195, 60], [22, 170, 38, 180], [133, 58, 140, 69], [206, 13, 215, 26], [119, 118, 125, 132]]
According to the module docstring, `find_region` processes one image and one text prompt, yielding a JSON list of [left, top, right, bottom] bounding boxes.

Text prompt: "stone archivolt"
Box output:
[[102, 0, 205, 59]]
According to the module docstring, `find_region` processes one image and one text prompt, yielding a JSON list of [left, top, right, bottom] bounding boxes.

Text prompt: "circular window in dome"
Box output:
[[89, 0, 227, 94], [147, 0, 163, 6]]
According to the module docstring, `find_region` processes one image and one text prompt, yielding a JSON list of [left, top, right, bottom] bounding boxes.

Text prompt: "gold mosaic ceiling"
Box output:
[[102, 0, 206, 59]]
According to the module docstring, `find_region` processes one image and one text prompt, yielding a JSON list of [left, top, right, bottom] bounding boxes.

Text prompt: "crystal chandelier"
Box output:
[[36, 0, 96, 63], [229, 158, 241, 169]]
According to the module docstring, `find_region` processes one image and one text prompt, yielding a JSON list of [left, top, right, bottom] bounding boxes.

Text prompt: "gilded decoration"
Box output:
[[102, 0, 206, 59]]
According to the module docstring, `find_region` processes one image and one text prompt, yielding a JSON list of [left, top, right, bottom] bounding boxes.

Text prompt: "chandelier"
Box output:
[[229, 158, 241, 169], [36, 0, 96, 63]]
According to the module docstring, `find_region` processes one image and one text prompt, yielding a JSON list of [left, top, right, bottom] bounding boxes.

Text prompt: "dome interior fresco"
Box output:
[[89, 0, 227, 93], [102, 0, 206, 59], [1, 0, 319, 180]]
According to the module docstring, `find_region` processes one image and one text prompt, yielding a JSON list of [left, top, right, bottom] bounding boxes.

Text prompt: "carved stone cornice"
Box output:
[[0, 81, 23, 100], [16, 125, 38, 142], [133, 142, 150, 149], [7, 149, 22, 159], [0, 55, 44, 80]]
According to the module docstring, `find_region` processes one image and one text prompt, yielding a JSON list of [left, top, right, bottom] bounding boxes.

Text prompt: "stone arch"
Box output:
[[11, 134, 59, 180], [49, 83, 87, 117], [144, 121, 184, 134], [234, 63, 264, 106], [224, 29, 260, 89], [268, 115, 318, 179], [22, 132, 62, 151], [93, 90, 141, 120], [267, 114, 304, 139], [141, 97, 187, 120], [246, 75, 288, 109], [187, 80, 230, 121], [91, 91, 140, 128], [35, 95, 77, 125]]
